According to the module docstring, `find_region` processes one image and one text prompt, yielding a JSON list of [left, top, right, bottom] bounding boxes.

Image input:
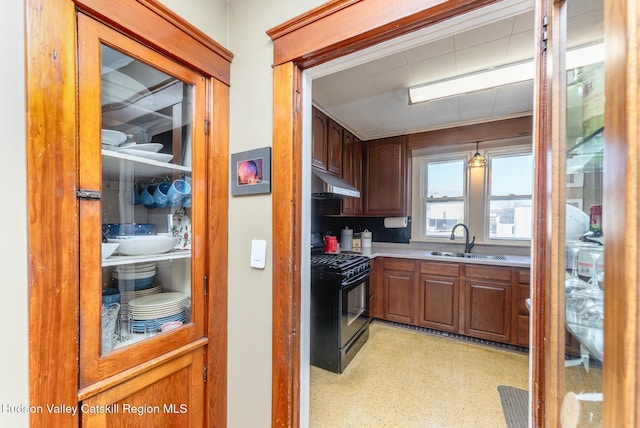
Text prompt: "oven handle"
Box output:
[[341, 268, 372, 288]]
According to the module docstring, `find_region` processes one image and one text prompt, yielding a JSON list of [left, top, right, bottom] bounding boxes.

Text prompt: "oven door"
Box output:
[[340, 269, 370, 347]]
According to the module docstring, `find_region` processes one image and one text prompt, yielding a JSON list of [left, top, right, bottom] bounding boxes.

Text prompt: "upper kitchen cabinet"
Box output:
[[311, 106, 342, 175], [363, 136, 409, 216], [341, 130, 363, 215], [312, 107, 329, 170], [26, 1, 231, 426]]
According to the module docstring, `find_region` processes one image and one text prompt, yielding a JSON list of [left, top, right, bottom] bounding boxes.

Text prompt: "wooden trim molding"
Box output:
[[406, 116, 532, 151], [26, 0, 80, 426], [602, 0, 640, 425], [267, 0, 500, 69], [530, 1, 548, 425], [74, 0, 233, 85], [271, 62, 303, 427]]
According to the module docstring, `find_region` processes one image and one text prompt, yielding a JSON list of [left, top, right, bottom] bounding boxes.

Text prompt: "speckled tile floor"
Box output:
[[309, 321, 529, 428]]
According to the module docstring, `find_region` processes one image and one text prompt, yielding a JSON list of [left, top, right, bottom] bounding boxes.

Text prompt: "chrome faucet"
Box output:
[[450, 223, 475, 253]]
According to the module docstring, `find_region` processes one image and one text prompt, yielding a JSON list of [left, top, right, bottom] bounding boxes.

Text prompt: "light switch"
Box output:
[[250, 239, 267, 269]]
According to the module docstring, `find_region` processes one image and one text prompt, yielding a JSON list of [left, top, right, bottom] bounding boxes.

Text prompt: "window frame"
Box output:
[[419, 154, 470, 240], [484, 147, 534, 242]]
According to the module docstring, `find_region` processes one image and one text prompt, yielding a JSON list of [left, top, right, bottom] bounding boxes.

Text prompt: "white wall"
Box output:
[[0, 1, 28, 427], [225, 1, 324, 426]]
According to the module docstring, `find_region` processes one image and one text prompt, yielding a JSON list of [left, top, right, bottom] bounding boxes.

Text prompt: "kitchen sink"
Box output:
[[430, 251, 466, 258], [429, 251, 508, 262]]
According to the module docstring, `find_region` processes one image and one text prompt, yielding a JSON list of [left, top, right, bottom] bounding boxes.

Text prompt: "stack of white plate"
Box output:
[[112, 262, 157, 291], [128, 292, 189, 333], [120, 283, 162, 315]]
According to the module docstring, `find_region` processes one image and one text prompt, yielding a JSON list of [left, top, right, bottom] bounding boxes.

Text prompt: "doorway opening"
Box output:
[[299, 0, 536, 425]]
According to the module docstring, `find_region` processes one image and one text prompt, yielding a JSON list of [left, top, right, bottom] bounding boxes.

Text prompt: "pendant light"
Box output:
[[468, 142, 487, 168]]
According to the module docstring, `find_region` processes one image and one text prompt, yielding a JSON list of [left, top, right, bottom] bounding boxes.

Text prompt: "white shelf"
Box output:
[[102, 149, 191, 181], [102, 249, 191, 267]]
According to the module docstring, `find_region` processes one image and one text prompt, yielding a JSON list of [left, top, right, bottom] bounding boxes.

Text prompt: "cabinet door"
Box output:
[[77, 15, 205, 386], [464, 279, 511, 342], [80, 346, 205, 427], [515, 268, 530, 347], [341, 132, 363, 215], [327, 118, 343, 176], [352, 137, 363, 215], [311, 107, 328, 170], [363, 136, 407, 215], [418, 261, 460, 332], [382, 259, 415, 323]]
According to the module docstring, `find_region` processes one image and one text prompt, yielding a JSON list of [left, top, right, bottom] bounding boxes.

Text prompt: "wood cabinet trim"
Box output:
[[407, 116, 533, 151], [74, 0, 232, 84]]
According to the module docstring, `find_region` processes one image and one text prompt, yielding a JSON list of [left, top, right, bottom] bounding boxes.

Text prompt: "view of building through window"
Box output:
[[420, 150, 532, 241], [488, 153, 533, 240]]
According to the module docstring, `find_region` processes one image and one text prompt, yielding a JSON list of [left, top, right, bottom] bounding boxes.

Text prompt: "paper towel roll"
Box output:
[[384, 216, 408, 228]]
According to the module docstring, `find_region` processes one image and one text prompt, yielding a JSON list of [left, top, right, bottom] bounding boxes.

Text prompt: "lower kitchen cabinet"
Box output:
[[515, 268, 531, 347], [463, 265, 512, 343], [417, 261, 460, 332], [373, 257, 530, 347], [382, 258, 415, 324]]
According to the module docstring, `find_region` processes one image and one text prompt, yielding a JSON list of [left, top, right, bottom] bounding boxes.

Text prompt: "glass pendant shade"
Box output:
[[468, 142, 487, 167]]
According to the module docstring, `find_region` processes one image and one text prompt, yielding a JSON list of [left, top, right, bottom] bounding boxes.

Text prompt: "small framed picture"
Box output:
[[231, 147, 272, 196]]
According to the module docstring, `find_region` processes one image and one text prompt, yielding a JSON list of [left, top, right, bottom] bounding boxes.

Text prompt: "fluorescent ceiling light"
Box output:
[[409, 61, 533, 104], [408, 43, 604, 104]]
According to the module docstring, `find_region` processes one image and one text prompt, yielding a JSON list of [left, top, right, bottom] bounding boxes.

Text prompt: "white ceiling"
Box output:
[[311, 1, 537, 141], [310, 0, 604, 141]]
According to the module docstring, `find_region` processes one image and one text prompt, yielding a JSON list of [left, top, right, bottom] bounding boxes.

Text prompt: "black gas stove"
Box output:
[[310, 233, 372, 373], [311, 253, 371, 281]]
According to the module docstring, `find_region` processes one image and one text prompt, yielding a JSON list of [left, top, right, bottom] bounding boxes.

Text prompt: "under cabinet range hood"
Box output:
[[312, 169, 360, 198]]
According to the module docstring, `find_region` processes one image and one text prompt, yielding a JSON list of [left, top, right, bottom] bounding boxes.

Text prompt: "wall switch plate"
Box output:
[[250, 239, 267, 269]]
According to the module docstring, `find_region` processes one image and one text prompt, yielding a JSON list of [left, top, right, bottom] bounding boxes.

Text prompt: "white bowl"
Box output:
[[101, 129, 127, 146], [108, 236, 178, 256], [102, 242, 120, 259]]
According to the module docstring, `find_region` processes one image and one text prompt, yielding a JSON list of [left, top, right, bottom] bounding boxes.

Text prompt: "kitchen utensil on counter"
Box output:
[[340, 227, 353, 251], [362, 230, 372, 248], [324, 235, 338, 253]]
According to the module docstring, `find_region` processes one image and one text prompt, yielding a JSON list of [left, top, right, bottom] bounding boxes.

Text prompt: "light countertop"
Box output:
[[340, 245, 531, 268]]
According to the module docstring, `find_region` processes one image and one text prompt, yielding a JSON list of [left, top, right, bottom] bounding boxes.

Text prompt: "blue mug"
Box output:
[[154, 181, 171, 208], [128, 183, 143, 205], [167, 179, 191, 207], [141, 183, 157, 209]]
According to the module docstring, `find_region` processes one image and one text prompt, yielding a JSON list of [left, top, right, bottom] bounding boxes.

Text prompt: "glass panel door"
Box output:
[[77, 14, 206, 385], [560, 0, 604, 425], [100, 44, 194, 353]]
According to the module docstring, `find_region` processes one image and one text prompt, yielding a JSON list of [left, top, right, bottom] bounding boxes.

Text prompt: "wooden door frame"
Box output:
[[267, 1, 546, 426], [270, 0, 640, 426]]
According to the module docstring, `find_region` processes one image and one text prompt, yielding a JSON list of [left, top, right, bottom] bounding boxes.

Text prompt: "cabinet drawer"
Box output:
[[465, 265, 511, 282], [383, 258, 415, 272], [518, 268, 531, 284], [420, 261, 460, 277]]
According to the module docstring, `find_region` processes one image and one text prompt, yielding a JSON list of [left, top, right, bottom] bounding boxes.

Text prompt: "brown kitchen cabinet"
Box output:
[[363, 136, 409, 216], [515, 268, 530, 347], [311, 106, 343, 176], [341, 130, 363, 215], [417, 261, 460, 333], [311, 107, 329, 171], [27, 1, 230, 426], [381, 258, 416, 324], [372, 257, 530, 348], [463, 265, 512, 343]]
